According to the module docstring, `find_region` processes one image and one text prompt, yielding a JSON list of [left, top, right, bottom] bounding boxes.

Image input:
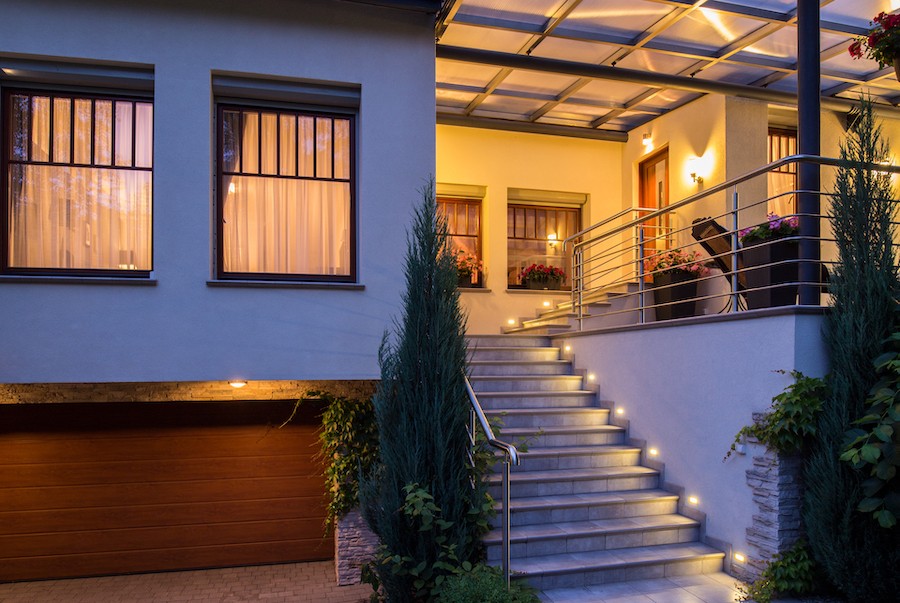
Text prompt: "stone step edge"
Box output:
[[469, 360, 572, 366], [475, 390, 596, 397], [470, 375, 583, 381], [485, 408, 609, 416], [486, 465, 657, 485], [501, 425, 624, 436], [509, 545, 725, 578], [496, 490, 679, 513], [482, 514, 698, 545], [517, 445, 642, 458]]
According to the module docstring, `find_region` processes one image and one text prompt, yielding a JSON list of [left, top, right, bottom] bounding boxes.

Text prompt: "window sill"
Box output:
[[458, 287, 492, 293], [506, 288, 571, 294], [0, 275, 157, 286], [207, 279, 365, 290]]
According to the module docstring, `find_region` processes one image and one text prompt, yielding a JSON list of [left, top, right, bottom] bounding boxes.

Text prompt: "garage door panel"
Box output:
[[2, 494, 328, 534], [3, 476, 326, 512], [1, 429, 316, 463], [0, 453, 322, 488], [1, 538, 332, 582], [0, 517, 328, 557]]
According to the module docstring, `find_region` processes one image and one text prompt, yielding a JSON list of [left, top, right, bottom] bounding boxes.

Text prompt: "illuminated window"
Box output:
[[768, 128, 797, 217], [218, 105, 354, 281], [3, 90, 153, 275], [507, 204, 579, 287]]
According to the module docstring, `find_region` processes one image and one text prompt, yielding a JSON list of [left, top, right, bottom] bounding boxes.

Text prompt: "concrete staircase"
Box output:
[[468, 333, 727, 598], [503, 283, 643, 335]]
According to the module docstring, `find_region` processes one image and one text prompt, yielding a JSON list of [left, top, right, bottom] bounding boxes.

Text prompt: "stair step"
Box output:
[[501, 425, 625, 447], [470, 375, 584, 392], [515, 445, 642, 471], [503, 323, 572, 335], [475, 391, 598, 409], [510, 542, 725, 590], [484, 514, 700, 560], [486, 408, 610, 428], [488, 466, 658, 498], [501, 489, 679, 527], [538, 572, 742, 603], [468, 334, 551, 348], [469, 360, 573, 376], [468, 346, 561, 361]]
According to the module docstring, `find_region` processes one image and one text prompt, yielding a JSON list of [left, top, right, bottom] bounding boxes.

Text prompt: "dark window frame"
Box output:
[[1, 87, 154, 278], [215, 102, 357, 283], [507, 203, 580, 288]]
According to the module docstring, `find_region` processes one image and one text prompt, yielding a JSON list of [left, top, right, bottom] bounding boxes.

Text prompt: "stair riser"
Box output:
[[486, 410, 609, 428], [471, 378, 583, 392], [485, 526, 700, 561], [502, 431, 624, 448], [488, 474, 658, 499], [503, 326, 571, 336], [580, 310, 642, 330], [478, 396, 597, 410], [505, 498, 678, 527], [469, 363, 573, 376], [469, 348, 560, 361], [510, 451, 641, 471], [468, 336, 550, 348], [516, 555, 724, 590]]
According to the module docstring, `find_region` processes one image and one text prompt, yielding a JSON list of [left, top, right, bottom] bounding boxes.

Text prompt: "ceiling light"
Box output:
[[229, 380, 247, 388]]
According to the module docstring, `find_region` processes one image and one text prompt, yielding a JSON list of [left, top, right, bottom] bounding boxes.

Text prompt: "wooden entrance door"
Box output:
[[639, 149, 670, 271]]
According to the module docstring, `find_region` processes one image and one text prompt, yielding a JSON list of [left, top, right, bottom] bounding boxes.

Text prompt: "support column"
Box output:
[[797, 0, 821, 305]]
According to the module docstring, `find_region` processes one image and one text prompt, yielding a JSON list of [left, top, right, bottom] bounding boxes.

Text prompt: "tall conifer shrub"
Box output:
[[360, 183, 486, 601], [802, 99, 900, 601]]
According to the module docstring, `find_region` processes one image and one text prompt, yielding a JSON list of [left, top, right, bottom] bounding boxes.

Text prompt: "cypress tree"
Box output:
[[360, 182, 486, 601], [803, 98, 900, 601]]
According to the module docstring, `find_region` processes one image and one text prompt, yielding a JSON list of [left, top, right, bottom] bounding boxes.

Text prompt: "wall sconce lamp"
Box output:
[[687, 157, 704, 184], [642, 133, 652, 147], [547, 233, 558, 248]]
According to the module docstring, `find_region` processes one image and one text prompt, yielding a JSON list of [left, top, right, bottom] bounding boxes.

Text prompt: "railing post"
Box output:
[[502, 455, 511, 589], [730, 189, 740, 313], [573, 246, 583, 331], [637, 226, 646, 324]]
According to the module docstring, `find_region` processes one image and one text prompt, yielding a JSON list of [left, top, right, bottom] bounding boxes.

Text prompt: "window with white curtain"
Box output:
[[218, 105, 353, 281], [3, 90, 153, 275]]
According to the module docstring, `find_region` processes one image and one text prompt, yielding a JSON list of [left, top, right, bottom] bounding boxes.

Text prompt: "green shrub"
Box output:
[[435, 564, 538, 603], [738, 541, 816, 603], [726, 371, 826, 460]]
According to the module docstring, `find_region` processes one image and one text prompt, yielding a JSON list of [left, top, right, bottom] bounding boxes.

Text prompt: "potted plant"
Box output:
[[849, 12, 900, 80], [456, 250, 483, 288], [739, 213, 799, 309], [644, 248, 708, 320], [519, 263, 566, 290]]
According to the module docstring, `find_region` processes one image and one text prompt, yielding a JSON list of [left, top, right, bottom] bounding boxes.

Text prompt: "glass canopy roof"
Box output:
[[435, 0, 900, 138]]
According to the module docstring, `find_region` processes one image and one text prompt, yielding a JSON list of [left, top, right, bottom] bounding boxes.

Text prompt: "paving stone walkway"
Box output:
[[0, 561, 371, 603]]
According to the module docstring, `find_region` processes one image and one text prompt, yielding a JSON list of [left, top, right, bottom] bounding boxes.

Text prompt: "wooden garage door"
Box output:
[[0, 400, 330, 582]]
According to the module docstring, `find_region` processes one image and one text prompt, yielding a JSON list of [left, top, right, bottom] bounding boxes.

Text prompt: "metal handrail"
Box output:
[[464, 376, 520, 589], [563, 205, 658, 251], [567, 154, 900, 329]]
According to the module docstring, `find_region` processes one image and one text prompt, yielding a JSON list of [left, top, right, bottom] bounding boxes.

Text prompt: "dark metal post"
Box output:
[[797, 0, 821, 305]]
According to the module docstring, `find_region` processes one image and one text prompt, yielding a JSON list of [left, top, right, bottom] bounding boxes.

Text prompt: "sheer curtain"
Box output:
[[221, 109, 350, 276], [7, 94, 153, 270]]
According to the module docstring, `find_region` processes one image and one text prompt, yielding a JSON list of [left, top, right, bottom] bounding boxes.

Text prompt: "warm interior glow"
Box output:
[[229, 381, 247, 388], [228, 182, 236, 194]]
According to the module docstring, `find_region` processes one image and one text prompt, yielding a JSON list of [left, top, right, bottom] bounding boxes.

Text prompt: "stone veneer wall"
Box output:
[[735, 425, 804, 583], [0, 380, 376, 404], [335, 509, 379, 586]]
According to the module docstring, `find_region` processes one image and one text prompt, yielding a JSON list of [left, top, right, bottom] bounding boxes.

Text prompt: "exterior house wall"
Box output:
[[436, 124, 623, 334], [0, 0, 436, 383], [555, 311, 828, 572]]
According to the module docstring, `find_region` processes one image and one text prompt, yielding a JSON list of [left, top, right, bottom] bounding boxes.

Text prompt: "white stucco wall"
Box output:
[[555, 311, 828, 563], [0, 0, 436, 382], [436, 125, 623, 333]]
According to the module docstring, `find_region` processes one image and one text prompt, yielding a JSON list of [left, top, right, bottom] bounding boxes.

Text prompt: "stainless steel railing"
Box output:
[[564, 155, 900, 329], [464, 376, 520, 588]]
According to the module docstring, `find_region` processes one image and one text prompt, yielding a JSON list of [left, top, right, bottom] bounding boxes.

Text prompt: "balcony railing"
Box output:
[[565, 155, 900, 330]]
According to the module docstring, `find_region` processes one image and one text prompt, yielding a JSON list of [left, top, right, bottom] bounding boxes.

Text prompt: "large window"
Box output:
[[507, 204, 580, 287], [218, 105, 353, 281], [3, 90, 153, 275], [767, 128, 797, 217]]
